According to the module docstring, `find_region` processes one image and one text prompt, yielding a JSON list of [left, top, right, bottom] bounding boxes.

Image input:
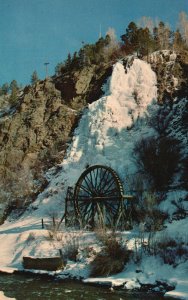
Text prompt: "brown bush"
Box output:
[[146, 234, 188, 266], [134, 136, 181, 191], [90, 230, 132, 277], [90, 254, 125, 277]]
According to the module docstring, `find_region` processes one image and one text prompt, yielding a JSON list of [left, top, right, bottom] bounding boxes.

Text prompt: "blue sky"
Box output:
[[0, 0, 188, 85]]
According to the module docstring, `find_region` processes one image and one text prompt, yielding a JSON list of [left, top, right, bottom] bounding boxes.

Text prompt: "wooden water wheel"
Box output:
[[73, 165, 126, 228]]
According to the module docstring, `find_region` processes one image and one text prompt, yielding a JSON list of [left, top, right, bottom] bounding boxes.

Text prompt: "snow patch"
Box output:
[[0, 292, 15, 300]]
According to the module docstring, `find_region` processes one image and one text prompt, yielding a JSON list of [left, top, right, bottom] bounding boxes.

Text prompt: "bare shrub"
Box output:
[[133, 236, 146, 264], [45, 211, 63, 241], [149, 105, 171, 135], [45, 212, 81, 262], [125, 173, 145, 200], [63, 231, 81, 261], [0, 163, 40, 221], [26, 232, 36, 244], [171, 197, 188, 220], [96, 229, 126, 258], [125, 173, 168, 230], [90, 229, 132, 276], [134, 136, 181, 191], [133, 230, 188, 267], [181, 156, 188, 189], [132, 192, 168, 231], [91, 254, 125, 277], [145, 234, 188, 266]]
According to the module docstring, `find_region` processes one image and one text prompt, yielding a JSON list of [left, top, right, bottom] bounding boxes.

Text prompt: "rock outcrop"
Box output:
[[0, 79, 78, 171], [148, 50, 188, 103], [54, 63, 112, 108]]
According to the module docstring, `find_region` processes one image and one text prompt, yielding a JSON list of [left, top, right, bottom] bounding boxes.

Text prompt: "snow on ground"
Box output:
[[0, 291, 15, 300], [0, 58, 187, 299]]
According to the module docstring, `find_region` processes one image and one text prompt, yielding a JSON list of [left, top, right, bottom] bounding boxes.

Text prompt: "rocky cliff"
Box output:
[[0, 63, 113, 220], [0, 79, 78, 219]]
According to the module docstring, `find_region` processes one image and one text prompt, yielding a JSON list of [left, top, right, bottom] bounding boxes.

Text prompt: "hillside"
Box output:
[[0, 61, 115, 222], [0, 50, 187, 222], [0, 50, 187, 299]]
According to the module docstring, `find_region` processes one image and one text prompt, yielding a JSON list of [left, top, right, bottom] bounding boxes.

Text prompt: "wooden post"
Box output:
[[44, 62, 49, 79], [59, 249, 63, 257]]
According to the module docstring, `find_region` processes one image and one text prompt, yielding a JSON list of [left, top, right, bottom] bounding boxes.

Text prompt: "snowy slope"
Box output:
[[33, 58, 158, 216], [0, 58, 187, 299]]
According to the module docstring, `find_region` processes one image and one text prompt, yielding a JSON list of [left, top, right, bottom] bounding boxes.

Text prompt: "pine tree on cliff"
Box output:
[[1, 83, 9, 95], [31, 71, 39, 85], [9, 80, 19, 104], [173, 30, 186, 50], [136, 27, 155, 57], [121, 22, 154, 56], [121, 22, 139, 54], [65, 53, 72, 70]]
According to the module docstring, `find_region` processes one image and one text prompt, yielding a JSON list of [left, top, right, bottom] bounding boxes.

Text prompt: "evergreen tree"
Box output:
[[121, 22, 155, 57], [9, 80, 19, 104], [65, 53, 72, 70], [173, 30, 185, 50], [137, 27, 155, 56], [1, 83, 9, 95], [78, 48, 85, 68], [31, 71, 39, 85], [10, 80, 19, 92], [82, 44, 95, 65], [55, 62, 65, 76], [153, 26, 160, 50], [121, 22, 139, 54], [71, 52, 80, 70]]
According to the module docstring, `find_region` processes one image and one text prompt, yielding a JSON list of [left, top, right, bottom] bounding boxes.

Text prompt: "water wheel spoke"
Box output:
[[92, 169, 100, 193], [84, 203, 96, 224], [79, 202, 93, 218], [99, 172, 112, 193], [79, 184, 93, 196], [107, 182, 119, 195], [101, 177, 116, 194], [83, 175, 94, 193], [88, 170, 97, 192], [77, 201, 90, 209], [104, 201, 119, 215], [97, 168, 108, 192], [103, 187, 119, 197], [94, 167, 99, 190], [84, 172, 97, 195]]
